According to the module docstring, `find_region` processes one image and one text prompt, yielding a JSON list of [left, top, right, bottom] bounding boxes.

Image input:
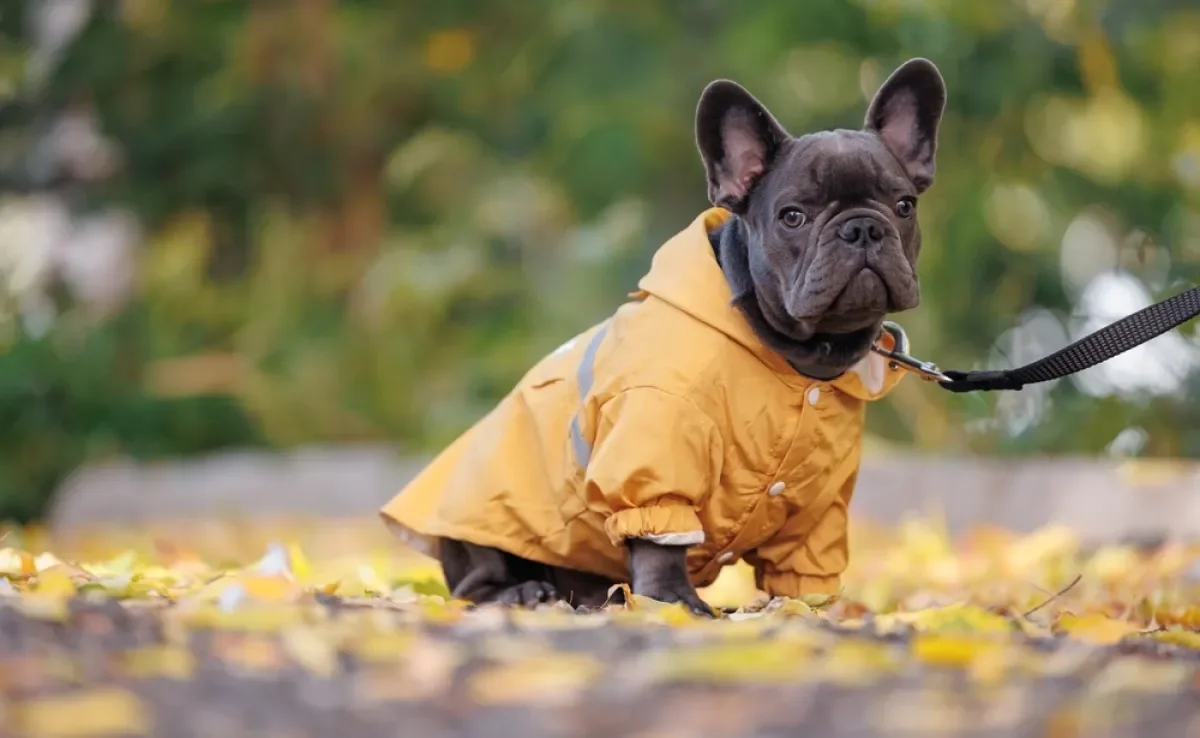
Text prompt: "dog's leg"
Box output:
[[627, 538, 714, 617], [437, 538, 558, 606]]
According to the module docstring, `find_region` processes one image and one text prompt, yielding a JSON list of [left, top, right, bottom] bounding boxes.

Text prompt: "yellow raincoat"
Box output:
[[381, 207, 907, 598]]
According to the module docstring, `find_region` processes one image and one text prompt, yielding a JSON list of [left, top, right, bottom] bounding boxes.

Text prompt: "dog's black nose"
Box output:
[[837, 218, 885, 247]]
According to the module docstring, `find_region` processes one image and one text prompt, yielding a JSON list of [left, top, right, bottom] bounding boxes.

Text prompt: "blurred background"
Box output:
[[3, 0, 1200, 529]]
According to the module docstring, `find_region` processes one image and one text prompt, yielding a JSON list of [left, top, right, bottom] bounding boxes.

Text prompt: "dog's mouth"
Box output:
[[788, 265, 899, 335], [787, 227, 919, 327], [816, 268, 890, 332]]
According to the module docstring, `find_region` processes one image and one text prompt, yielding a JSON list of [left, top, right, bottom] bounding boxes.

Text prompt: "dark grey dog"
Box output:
[[439, 58, 946, 614]]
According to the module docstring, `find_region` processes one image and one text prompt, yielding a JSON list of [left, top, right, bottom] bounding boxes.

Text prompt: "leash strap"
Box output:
[[936, 284, 1200, 393]]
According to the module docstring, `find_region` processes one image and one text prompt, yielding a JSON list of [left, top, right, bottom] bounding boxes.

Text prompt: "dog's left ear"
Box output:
[[696, 80, 790, 214], [864, 58, 947, 193]]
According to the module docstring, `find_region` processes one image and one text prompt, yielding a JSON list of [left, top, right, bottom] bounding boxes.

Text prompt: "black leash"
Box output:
[[873, 284, 1200, 393]]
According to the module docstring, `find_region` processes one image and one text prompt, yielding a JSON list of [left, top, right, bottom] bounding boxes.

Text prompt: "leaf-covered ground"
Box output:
[[3, 517, 1200, 737]]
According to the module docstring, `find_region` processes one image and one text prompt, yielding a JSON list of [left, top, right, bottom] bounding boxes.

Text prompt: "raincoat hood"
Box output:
[[636, 207, 902, 400]]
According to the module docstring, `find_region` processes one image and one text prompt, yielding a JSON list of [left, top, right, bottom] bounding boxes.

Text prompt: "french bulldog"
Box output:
[[429, 58, 946, 614]]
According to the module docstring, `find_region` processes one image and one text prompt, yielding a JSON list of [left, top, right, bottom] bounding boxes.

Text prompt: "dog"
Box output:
[[380, 58, 946, 615]]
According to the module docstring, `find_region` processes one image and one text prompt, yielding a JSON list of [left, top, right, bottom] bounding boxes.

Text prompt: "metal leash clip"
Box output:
[[871, 321, 949, 382]]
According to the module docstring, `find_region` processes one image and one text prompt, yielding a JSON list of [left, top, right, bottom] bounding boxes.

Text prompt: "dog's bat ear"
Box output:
[[864, 58, 947, 193], [695, 80, 789, 214]]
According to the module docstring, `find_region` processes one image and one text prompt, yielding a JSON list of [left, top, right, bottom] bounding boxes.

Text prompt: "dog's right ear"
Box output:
[[695, 81, 789, 214]]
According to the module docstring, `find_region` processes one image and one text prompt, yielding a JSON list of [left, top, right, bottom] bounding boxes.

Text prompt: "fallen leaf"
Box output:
[[0, 548, 37, 578], [643, 641, 812, 684], [468, 653, 602, 705], [281, 625, 339, 678], [821, 639, 900, 685], [1146, 629, 1200, 650], [890, 603, 1014, 636], [911, 634, 1009, 683], [763, 598, 820, 620], [1054, 612, 1143, 645], [287, 542, 314, 582], [10, 687, 151, 737], [118, 646, 196, 680]]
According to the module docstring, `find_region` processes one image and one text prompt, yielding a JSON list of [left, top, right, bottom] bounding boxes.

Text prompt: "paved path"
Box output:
[[2, 596, 1199, 738], [47, 445, 1200, 542]]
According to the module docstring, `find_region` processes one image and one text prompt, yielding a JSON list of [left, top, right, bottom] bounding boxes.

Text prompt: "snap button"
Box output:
[[768, 481, 785, 497], [807, 386, 821, 406], [716, 552, 734, 564]]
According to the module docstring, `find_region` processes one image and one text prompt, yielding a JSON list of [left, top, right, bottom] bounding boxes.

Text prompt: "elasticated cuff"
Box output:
[[604, 506, 705, 547]]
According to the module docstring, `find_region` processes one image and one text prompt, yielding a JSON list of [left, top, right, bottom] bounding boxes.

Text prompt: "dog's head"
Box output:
[[696, 58, 946, 373]]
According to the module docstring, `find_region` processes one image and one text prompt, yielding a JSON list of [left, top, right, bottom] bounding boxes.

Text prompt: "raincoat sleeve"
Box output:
[[586, 388, 723, 548], [750, 472, 855, 600]]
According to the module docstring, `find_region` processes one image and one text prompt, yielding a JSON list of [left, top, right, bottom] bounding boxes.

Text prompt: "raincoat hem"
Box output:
[[380, 512, 629, 582], [760, 570, 843, 599]]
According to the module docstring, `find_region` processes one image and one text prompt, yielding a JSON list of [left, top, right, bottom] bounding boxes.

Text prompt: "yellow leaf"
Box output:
[[243, 574, 301, 602], [355, 565, 388, 595], [10, 687, 151, 737], [1147, 629, 1200, 650], [17, 596, 69, 621], [182, 604, 305, 631], [82, 550, 139, 577], [911, 634, 1009, 682], [416, 598, 467, 625], [1055, 613, 1143, 645], [287, 543, 313, 583], [799, 592, 837, 609], [119, 646, 195, 680], [644, 642, 811, 683], [468, 653, 601, 705], [0, 547, 37, 578], [34, 552, 66, 572], [698, 561, 761, 609], [281, 626, 338, 678], [766, 599, 820, 619], [35, 568, 78, 598], [1084, 546, 1140, 585], [348, 631, 416, 663], [822, 640, 900, 685], [79, 575, 135, 598], [901, 603, 1014, 636], [196, 573, 302, 605]]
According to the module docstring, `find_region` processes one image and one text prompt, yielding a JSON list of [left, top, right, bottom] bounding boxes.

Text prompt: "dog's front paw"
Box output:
[[494, 580, 559, 607], [634, 583, 715, 618]]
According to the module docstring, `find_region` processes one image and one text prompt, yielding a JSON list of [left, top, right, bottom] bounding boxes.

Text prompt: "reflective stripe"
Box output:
[[569, 322, 610, 468]]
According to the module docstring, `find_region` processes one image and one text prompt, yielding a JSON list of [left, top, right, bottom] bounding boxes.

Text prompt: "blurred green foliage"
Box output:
[[4, 0, 1200, 521]]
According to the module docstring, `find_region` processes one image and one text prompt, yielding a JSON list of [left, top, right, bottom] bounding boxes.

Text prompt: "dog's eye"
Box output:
[[895, 198, 916, 219], [779, 208, 807, 229]]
